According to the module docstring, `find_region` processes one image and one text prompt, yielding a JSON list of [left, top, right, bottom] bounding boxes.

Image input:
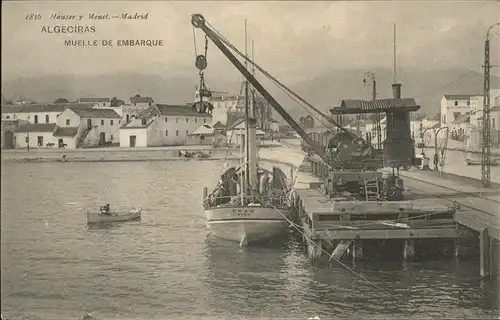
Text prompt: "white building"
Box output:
[[225, 118, 265, 147], [56, 107, 122, 148], [194, 90, 244, 125], [421, 114, 440, 130], [440, 94, 480, 128], [130, 95, 154, 108], [14, 123, 58, 149], [186, 124, 226, 147], [409, 113, 425, 139], [469, 89, 500, 129], [0, 103, 97, 123], [119, 104, 212, 147], [77, 97, 112, 108]]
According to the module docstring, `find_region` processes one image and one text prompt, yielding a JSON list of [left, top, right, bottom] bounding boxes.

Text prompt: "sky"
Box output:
[[1, 1, 499, 82]]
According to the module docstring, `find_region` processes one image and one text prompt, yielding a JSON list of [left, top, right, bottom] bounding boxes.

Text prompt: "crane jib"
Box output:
[[191, 14, 330, 165]]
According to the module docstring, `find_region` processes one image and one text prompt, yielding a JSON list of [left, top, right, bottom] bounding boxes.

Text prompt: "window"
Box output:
[[443, 115, 446, 124], [101, 120, 104, 125], [176, 130, 179, 136], [34, 115, 38, 124], [165, 117, 168, 122], [493, 118, 496, 129], [186, 118, 188, 123], [195, 118, 198, 123], [110, 120, 114, 125], [454, 101, 458, 106], [45, 115, 50, 123], [119, 120, 121, 124], [66, 119, 70, 125], [141, 119, 147, 125], [5, 116, 9, 119], [204, 118, 207, 123], [110, 135, 113, 141], [186, 130, 188, 136], [126, 114, 130, 122], [165, 130, 168, 136], [176, 117, 179, 123], [467, 101, 470, 106], [148, 102, 152, 106]]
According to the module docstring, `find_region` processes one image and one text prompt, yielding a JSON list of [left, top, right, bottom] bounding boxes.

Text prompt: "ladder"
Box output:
[[363, 178, 380, 201]]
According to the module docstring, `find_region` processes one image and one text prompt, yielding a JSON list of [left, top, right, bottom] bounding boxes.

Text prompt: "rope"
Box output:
[[272, 205, 406, 304], [205, 21, 335, 132], [192, 26, 198, 60]]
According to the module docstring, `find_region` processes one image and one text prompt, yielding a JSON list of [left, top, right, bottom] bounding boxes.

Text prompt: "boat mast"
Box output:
[[244, 19, 250, 196], [245, 21, 258, 194]]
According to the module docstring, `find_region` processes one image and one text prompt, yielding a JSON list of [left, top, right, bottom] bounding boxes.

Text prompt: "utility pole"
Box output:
[[482, 23, 500, 188], [364, 72, 379, 148], [25, 119, 30, 152]]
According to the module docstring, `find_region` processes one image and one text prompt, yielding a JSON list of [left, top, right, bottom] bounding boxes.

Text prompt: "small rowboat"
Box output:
[[87, 208, 142, 224]]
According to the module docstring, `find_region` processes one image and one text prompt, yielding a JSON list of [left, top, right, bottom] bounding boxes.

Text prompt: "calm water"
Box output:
[[1, 160, 499, 319]]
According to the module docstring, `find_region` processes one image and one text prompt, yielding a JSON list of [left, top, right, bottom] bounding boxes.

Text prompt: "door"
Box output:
[[129, 135, 136, 147], [37, 136, 43, 147], [99, 132, 105, 145], [87, 119, 92, 129], [4, 131, 14, 149]]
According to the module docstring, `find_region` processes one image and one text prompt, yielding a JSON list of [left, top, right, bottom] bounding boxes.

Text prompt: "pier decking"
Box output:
[[292, 156, 500, 278]]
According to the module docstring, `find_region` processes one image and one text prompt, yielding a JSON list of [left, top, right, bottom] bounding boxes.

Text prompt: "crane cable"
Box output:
[[205, 20, 369, 149], [205, 21, 333, 128]]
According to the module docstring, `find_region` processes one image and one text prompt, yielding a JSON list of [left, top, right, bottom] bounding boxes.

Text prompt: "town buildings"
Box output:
[[119, 104, 212, 147], [194, 89, 244, 126], [440, 94, 480, 128], [77, 97, 112, 108], [225, 118, 266, 147]]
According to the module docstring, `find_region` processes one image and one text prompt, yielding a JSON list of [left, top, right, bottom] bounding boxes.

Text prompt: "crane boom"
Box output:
[[191, 14, 329, 163]]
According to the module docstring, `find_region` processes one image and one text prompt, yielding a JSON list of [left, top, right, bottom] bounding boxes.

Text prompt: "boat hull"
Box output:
[[205, 206, 290, 244], [87, 209, 142, 224], [465, 158, 499, 166]]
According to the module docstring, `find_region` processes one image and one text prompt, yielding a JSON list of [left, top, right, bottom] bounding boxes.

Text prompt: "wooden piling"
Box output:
[[480, 228, 491, 278], [352, 239, 364, 261], [403, 239, 415, 260]]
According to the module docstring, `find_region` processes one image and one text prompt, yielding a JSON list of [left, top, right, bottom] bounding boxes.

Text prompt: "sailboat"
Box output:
[[202, 25, 293, 246]]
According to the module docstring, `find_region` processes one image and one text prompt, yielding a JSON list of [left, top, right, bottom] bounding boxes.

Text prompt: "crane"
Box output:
[[191, 14, 374, 167]]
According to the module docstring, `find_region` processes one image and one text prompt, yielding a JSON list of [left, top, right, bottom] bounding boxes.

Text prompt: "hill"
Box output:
[[279, 68, 500, 120], [2, 68, 499, 122]]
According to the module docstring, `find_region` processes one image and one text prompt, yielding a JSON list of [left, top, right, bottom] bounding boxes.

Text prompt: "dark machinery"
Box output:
[[191, 14, 419, 202]]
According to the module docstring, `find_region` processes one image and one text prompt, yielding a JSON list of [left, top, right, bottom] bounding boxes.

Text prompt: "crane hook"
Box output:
[[191, 14, 205, 28]]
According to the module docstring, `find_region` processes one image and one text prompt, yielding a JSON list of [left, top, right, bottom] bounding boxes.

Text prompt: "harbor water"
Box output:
[[1, 160, 499, 319]]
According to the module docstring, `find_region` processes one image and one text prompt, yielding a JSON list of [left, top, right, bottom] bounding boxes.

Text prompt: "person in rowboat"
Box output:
[[100, 204, 111, 215]]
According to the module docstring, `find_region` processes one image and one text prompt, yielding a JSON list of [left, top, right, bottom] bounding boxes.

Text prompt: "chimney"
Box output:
[[392, 83, 402, 99]]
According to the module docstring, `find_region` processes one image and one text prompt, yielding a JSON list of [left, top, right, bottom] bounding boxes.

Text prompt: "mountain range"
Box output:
[[2, 68, 499, 121]]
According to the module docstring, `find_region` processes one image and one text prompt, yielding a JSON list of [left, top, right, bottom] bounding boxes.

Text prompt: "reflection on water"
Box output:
[[1, 160, 498, 319]]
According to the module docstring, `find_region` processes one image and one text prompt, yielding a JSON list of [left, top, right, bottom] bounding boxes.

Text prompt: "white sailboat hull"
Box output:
[[206, 206, 290, 244]]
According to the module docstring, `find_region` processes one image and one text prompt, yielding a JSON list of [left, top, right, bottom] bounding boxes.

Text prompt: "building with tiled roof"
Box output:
[[440, 93, 482, 128], [130, 95, 154, 107], [119, 104, 212, 147], [1, 103, 94, 124]]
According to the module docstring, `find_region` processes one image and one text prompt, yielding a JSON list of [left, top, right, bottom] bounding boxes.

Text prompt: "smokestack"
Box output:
[[392, 83, 402, 99]]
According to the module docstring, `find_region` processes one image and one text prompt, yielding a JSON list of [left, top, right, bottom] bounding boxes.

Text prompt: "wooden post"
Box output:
[[403, 239, 415, 260], [352, 239, 363, 262], [454, 225, 467, 259], [307, 239, 323, 261], [480, 228, 491, 278]]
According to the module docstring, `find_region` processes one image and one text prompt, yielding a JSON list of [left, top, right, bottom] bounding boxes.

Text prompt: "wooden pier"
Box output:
[[292, 156, 500, 278]]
